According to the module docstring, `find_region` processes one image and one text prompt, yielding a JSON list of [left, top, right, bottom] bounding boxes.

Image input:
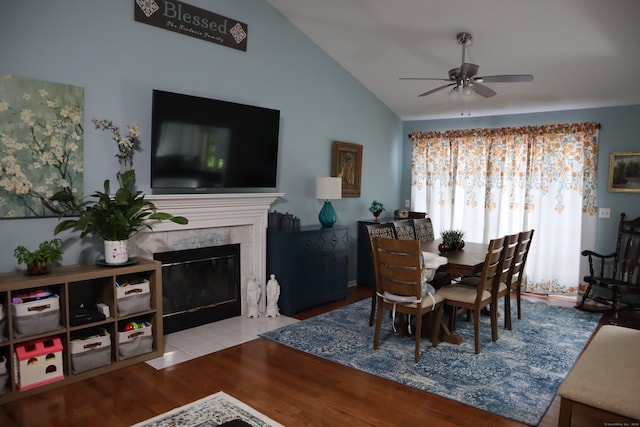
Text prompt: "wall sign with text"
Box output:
[[134, 0, 248, 51]]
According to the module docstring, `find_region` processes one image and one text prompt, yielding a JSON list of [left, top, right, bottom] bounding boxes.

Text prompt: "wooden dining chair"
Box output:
[[491, 233, 519, 331], [438, 236, 506, 354], [505, 229, 534, 328], [411, 217, 435, 242], [459, 233, 518, 334], [366, 222, 396, 326], [392, 219, 416, 240], [371, 237, 444, 362]]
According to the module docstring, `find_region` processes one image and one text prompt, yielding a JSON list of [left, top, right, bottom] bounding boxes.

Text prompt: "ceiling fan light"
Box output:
[[462, 85, 473, 96]]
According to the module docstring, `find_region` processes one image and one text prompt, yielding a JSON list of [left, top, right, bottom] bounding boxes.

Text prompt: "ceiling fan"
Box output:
[[401, 32, 533, 98]]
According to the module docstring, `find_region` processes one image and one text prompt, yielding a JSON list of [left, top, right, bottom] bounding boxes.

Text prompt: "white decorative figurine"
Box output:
[[246, 277, 261, 318], [266, 274, 281, 317]]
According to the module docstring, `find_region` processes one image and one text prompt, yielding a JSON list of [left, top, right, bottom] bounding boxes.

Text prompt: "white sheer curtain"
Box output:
[[410, 123, 599, 295]]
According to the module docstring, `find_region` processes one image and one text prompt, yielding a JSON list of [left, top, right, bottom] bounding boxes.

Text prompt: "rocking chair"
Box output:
[[578, 213, 640, 321]]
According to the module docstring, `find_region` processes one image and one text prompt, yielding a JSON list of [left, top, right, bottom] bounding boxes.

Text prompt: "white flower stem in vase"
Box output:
[[119, 157, 133, 175]]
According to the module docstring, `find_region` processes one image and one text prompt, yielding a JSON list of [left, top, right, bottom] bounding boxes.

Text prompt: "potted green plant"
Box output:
[[14, 238, 64, 274], [52, 169, 188, 264], [369, 200, 385, 222], [439, 229, 465, 252]]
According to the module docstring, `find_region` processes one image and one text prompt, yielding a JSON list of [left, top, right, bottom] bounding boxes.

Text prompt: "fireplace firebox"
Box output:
[[154, 244, 240, 334]]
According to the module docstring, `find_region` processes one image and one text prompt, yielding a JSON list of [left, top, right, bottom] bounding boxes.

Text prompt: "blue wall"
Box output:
[[404, 106, 640, 252], [0, 0, 403, 275], [1, 0, 638, 279]]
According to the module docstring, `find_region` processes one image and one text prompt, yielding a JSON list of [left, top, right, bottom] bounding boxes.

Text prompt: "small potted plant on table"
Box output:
[[14, 238, 64, 274], [439, 229, 465, 252]]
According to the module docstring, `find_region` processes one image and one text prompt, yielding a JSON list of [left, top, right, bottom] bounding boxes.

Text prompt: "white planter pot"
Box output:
[[104, 240, 129, 264]]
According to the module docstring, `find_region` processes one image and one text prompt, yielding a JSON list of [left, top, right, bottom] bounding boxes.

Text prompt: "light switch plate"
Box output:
[[598, 208, 611, 218]]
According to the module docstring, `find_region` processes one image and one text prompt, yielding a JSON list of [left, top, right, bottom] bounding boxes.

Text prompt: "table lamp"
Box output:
[[316, 177, 342, 227]]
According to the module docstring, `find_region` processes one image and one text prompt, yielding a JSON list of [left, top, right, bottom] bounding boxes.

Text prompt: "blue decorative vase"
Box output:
[[318, 200, 337, 227]]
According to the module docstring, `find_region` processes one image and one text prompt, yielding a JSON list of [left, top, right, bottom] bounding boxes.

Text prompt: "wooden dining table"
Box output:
[[420, 240, 489, 277], [420, 240, 489, 276], [419, 239, 490, 345]]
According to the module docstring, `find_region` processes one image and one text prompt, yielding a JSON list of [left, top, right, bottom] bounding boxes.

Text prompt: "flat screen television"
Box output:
[[151, 89, 280, 191]]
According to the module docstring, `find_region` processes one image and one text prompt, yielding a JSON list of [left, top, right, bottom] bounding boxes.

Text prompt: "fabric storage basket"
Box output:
[[11, 294, 61, 338], [118, 322, 153, 360], [0, 355, 8, 395], [116, 280, 151, 316], [71, 328, 111, 374], [0, 303, 6, 342]]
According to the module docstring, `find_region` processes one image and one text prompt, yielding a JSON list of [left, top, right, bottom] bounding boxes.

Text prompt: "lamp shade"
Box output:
[[316, 177, 342, 200]]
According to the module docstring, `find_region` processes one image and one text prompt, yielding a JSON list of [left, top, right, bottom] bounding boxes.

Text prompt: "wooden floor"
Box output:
[[0, 286, 638, 427]]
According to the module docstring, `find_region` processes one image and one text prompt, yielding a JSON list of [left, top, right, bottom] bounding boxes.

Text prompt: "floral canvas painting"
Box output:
[[0, 74, 84, 218]]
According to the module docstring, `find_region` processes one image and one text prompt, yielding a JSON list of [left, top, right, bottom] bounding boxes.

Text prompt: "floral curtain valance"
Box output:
[[410, 122, 599, 216]]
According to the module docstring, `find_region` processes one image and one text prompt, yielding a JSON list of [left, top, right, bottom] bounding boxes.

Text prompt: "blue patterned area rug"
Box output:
[[260, 299, 602, 426], [131, 391, 284, 427]]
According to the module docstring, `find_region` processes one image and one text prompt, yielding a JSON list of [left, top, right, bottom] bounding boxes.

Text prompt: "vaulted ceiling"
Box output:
[[267, 0, 640, 120]]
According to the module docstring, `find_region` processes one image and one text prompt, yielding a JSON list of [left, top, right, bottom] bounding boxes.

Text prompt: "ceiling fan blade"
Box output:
[[478, 74, 534, 83], [471, 83, 497, 98], [418, 83, 455, 97], [400, 77, 451, 81], [459, 63, 479, 77]]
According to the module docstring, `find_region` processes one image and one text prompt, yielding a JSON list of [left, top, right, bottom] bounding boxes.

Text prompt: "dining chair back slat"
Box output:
[[366, 222, 396, 326], [506, 229, 534, 327], [392, 220, 416, 240], [375, 241, 422, 298], [494, 233, 519, 332], [411, 217, 435, 242]]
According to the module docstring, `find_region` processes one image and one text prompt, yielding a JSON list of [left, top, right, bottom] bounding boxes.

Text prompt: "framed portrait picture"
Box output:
[[332, 141, 362, 197], [609, 152, 640, 193]]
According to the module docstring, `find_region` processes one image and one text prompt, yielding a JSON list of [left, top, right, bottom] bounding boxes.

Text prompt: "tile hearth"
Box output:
[[146, 315, 298, 370]]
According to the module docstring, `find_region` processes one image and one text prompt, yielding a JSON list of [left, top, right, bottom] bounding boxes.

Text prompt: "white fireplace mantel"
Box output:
[[145, 193, 284, 231], [137, 192, 283, 314]]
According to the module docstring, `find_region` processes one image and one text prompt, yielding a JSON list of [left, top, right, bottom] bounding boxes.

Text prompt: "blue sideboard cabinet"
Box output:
[[266, 225, 349, 316]]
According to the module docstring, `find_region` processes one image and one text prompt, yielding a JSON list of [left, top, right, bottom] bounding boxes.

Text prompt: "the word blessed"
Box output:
[[162, 0, 229, 34]]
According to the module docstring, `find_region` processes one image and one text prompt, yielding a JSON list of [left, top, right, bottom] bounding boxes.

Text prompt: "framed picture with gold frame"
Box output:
[[609, 151, 640, 193], [332, 141, 362, 197]]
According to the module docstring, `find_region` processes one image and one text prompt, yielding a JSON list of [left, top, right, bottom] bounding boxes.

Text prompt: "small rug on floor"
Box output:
[[260, 299, 601, 426], [131, 391, 284, 427]]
